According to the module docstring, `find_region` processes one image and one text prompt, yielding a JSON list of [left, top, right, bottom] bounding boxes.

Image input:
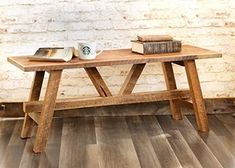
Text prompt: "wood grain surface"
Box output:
[[1, 114, 235, 167], [8, 45, 222, 72], [141, 116, 181, 168], [158, 115, 223, 168], [84, 67, 112, 97], [0, 120, 17, 166], [59, 117, 98, 168], [33, 70, 62, 153], [24, 89, 190, 113], [95, 116, 141, 168], [21, 71, 45, 138], [162, 62, 182, 120], [119, 64, 145, 95], [2, 98, 235, 118], [125, 116, 161, 168], [184, 60, 208, 132], [0, 121, 26, 168], [188, 115, 235, 168]]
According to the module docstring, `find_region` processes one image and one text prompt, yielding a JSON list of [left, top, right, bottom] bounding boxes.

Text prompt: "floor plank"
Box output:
[[141, 116, 182, 168], [206, 115, 235, 158], [1, 114, 235, 168], [0, 119, 16, 166], [188, 115, 235, 168], [39, 118, 63, 168], [95, 116, 141, 168], [125, 116, 161, 168], [216, 114, 235, 137], [0, 120, 26, 168], [167, 116, 223, 168], [59, 117, 98, 168], [19, 118, 63, 168], [157, 116, 202, 168], [18, 126, 41, 168]]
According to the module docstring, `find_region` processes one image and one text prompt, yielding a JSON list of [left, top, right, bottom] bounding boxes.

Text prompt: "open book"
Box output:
[[27, 47, 78, 62]]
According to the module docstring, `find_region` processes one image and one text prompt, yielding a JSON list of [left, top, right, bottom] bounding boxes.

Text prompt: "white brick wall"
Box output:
[[0, 0, 235, 101]]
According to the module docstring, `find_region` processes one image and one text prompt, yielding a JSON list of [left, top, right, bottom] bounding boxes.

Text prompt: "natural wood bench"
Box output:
[[8, 45, 222, 153]]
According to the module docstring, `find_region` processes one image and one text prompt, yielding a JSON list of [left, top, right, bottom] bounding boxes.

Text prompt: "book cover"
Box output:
[[137, 35, 173, 42], [131, 40, 182, 55]]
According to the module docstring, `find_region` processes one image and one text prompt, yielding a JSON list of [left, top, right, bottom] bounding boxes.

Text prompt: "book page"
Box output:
[[28, 47, 74, 62]]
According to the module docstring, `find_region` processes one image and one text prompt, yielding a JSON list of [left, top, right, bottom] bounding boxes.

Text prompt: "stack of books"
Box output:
[[131, 35, 182, 55]]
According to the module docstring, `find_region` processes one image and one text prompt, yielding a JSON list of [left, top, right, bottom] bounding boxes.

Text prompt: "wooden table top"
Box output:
[[8, 45, 222, 72]]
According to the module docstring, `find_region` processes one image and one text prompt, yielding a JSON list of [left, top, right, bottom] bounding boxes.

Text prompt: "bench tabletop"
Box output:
[[8, 45, 222, 72]]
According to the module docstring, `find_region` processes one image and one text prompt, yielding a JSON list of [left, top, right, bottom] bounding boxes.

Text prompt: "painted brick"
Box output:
[[0, 0, 234, 101]]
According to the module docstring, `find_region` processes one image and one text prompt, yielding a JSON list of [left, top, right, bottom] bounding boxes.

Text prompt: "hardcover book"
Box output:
[[137, 35, 173, 42], [131, 40, 182, 55]]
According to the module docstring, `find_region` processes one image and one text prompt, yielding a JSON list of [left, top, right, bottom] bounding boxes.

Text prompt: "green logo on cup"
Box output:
[[82, 46, 91, 55]]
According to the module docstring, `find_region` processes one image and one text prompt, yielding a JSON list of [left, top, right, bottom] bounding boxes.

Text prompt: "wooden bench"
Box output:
[[8, 45, 222, 153]]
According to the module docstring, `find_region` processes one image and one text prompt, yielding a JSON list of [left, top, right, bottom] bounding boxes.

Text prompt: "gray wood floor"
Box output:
[[0, 114, 235, 168]]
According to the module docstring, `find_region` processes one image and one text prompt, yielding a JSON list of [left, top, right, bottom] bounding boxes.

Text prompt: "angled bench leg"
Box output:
[[162, 62, 183, 120], [33, 70, 62, 153], [84, 67, 112, 97], [21, 71, 45, 138], [119, 64, 145, 95], [184, 60, 209, 132]]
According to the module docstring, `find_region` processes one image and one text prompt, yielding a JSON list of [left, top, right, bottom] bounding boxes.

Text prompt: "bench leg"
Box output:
[[162, 62, 182, 120], [184, 60, 209, 132], [21, 71, 45, 138], [33, 70, 62, 153], [119, 64, 145, 95], [85, 67, 112, 97]]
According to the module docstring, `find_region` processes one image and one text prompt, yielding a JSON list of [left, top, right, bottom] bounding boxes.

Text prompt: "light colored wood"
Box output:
[[207, 115, 235, 157], [7, 44, 221, 153], [54, 102, 169, 117], [141, 116, 181, 167], [216, 114, 235, 137], [19, 119, 62, 168], [3, 114, 235, 167], [33, 70, 62, 153], [2, 98, 235, 118], [184, 60, 209, 132], [0, 121, 26, 168], [162, 62, 182, 120], [119, 64, 145, 95], [84, 67, 112, 97], [126, 116, 162, 168], [7, 45, 222, 72], [158, 116, 223, 168], [158, 116, 203, 168], [95, 116, 141, 168], [188, 116, 235, 167], [24, 89, 191, 113], [21, 71, 44, 138], [29, 71, 45, 101], [59, 117, 98, 168], [0, 120, 17, 162], [28, 113, 40, 125], [38, 118, 63, 168]]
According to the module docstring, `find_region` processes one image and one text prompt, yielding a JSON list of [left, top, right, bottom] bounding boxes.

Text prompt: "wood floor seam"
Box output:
[[0, 114, 235, 168]]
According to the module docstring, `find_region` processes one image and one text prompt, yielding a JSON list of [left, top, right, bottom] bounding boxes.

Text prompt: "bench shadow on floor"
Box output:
[[0, 114, 235, 168]]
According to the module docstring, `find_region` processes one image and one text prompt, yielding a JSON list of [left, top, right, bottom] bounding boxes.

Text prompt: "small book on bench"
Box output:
[[131, 40, 182, 55], [27, 47, 78, 62], [131, 35, 182, 55]]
